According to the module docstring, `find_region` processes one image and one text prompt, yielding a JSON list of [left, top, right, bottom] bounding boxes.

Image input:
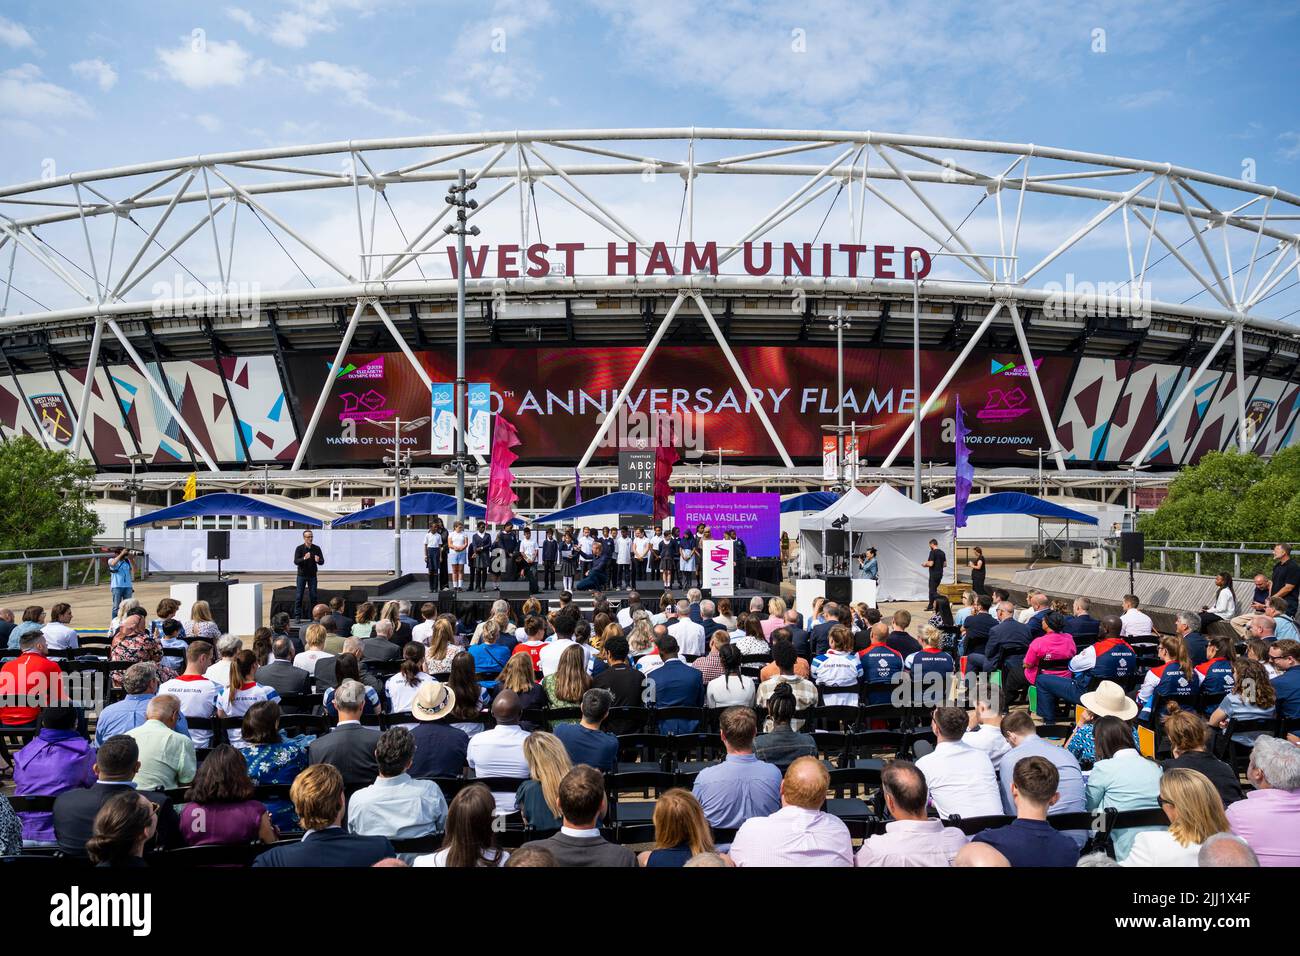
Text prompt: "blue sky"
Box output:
[[1, 0, 1298, 318]]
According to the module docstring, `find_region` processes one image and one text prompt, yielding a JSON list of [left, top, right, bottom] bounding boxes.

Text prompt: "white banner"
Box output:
[[702, 538, 735, 597], [822, 436, 837, 482], [143, 529, 437, 573]]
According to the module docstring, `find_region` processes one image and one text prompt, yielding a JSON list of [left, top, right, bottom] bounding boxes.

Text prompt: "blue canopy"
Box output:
[[943, 492, 1098, 524], [126, 493, 327, 528], [333, 493, 521, 527], [534, 491, 653, 525], [780, 491, 840, 513]]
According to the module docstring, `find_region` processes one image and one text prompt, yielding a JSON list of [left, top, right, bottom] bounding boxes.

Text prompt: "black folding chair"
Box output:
[[604, 770, 675, 826], [824, 767, 882, 819]]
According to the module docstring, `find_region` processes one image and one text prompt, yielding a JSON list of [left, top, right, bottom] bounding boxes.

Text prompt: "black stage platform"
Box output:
[[272, 574, 781, 620]]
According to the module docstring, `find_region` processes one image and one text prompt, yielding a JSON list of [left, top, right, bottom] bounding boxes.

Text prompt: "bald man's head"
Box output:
[[491, 689, 522, 724], [780, 756, 829, 810], [1099, 615, 1123, 638], [954, 842, 1010, 867]]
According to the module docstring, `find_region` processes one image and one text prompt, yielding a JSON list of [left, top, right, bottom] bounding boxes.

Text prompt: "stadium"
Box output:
[[2, 112, 1298, 893], [2, 129, 1299, 529]]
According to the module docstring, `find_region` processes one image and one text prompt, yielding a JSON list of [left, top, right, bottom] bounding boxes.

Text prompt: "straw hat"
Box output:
[[411, 681, 456, 721], [1079, 680, 1139, 721]]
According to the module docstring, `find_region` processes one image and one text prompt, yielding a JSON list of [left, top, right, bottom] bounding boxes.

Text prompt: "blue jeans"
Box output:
[[1034, 672, 1086, 720], [574, 569, 606, 591], [111, 586, 133, 620], [295, 574, 318, 619]]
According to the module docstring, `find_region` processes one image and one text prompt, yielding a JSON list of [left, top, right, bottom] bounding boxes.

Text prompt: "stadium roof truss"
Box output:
[[1, 129, 1298, 474]]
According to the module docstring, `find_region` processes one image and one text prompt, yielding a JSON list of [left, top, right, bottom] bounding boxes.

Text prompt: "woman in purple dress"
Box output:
[[179, 745, 278, 847]]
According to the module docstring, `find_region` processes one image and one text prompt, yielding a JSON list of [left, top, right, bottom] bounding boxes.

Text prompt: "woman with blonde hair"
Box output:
[[516, 598, 545, 641], [515, 732, 571, 831], [637, 788, 715, 867], [351, 602, 376, 639], [762, 596, 787, 639], [626, 616, 654, 658], [627, 624, 654, 663], [423, 618, 462, 675], [293, 622, 333, 672], [1121, 768, 1231, 866], [188, 600, 222, 642], [542, 644, 590, 725], [379, 600, 411, 643], [495, 651, 547, 726]]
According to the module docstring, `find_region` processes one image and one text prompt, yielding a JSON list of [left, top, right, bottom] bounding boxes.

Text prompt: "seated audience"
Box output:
[[998, 711, 1086, 836], [914, 706, 1003, 819], [96, 662, 189, 745], [1208, 657, 1277, 747], [1119, 594, 1155, 638], [811, 625, 864, 706], [856, 760, 968, 867], [516, 731, 571, 831], [52, 735, 181, 857], [12, 705, 94, 845], [756, 641, 817, 730], [466, 690, 531, 813], [1198, 832, 1260, 868], [110, 609, 177, 685], [308, 680, 380, 796], [1023, 611, 1077, 719], [592, 635, 647, 735], [1136, 634, 1199, 722], [43, 602, 80, 651], [1226, 734, 1300, 866], [1270, 639, 1300, 719], [447, 653, 490, 737], [706, 644, 758, 708], [692, 706, 782, 829], [0, 630, 68, 728], [527, 764, 637, 867], [258, 637, 312, 703], [555, 688, 619, 772], [1067, 681, 1141, 765], [407, 682, 470, 780], [253, 765, 395, 867], [158, 642, 220, 748], [754, 682, 817, 772], [126, 694, 196, 791], [293, 624, 334, 673], [348, 727, 448, 839], [413, 784, 509, 867], [638, 788, 716, 867], [1121, 767, 1231, 867], [87, 790, 157, 868], [963, 701, 1011, 764], [1063, 597, 1100, 645], [971, 755, 1079, 867], [179, 744, 278, 847], [423, 618, 464, 675], [1084, 715, 1165, 861], [216, 649, 281, 747], [241, 700, 315, 831], [385, 643, 434, 723], [648, 633, 705, 734], [543, 644, 591, 724], [323, 654, 382, 717], [729, 757, 854, 867], [467, 620, 511, 686], [1160, 707, 1245, 806]]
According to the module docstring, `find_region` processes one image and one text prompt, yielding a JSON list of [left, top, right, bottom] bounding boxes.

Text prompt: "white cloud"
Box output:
[[193, 112, 223, 132], [437, 0, 556, 116], [156, 36, 260, 89], [71, 58, 118, 92], [1115, 89, 1172, 110], [1279, 132, 1300, 162], [225, 1, 387, 49], [297, 60, 420, 124], [0, 64, 91, 119], [0, 16, 35, 49]]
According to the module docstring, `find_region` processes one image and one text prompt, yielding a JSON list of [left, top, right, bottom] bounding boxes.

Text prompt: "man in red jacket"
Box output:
[[0, 631, 67, 727]]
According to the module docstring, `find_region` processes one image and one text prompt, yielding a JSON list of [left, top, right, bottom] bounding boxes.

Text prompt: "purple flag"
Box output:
[[574, 467, 583, 505], [954, 395, 973, 529]]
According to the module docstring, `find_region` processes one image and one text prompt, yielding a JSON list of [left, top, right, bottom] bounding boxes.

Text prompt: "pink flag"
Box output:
[[485, 415, 521, 525]]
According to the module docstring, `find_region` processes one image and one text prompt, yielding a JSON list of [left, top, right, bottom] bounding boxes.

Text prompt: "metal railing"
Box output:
[[1100, 539, 1274, 578], [0, 549, 144, 596]]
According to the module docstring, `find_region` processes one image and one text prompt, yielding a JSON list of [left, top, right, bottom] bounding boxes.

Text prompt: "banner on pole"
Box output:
[[467, 383, 491, 455], [822, 436, 838, 481], [431, 383, 455, 454], [432, 382, 491, 455], [703, 539, 735, 597]]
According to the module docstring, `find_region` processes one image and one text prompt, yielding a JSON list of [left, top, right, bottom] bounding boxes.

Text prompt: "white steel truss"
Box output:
[[0, 130, 1297, 473]]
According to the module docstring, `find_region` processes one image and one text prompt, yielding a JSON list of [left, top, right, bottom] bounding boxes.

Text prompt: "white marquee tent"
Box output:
[[798, 484, 955, 601]]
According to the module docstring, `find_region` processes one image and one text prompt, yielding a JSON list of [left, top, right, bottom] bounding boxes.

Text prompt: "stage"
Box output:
[[271, 573, 781, 622]]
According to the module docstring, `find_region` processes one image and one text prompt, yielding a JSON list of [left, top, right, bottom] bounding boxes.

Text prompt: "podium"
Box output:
[[171, 579, 263, 637]]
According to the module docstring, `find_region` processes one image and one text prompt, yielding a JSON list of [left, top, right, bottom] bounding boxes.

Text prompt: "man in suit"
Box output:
[[1174, 610, 1208, 667], [700, 600, 728, 641], [961, 594, 998, 658], [52, 734, 181, 857], [326, 597, 354, 638], [253, 764, 395, 867], [313, 637, 386, 702], [782, 609, 811, 661], [647, 633, 704, 734], [528, 764, 635, 867], [362, 621, 402, 662], [541, 528, 559, 591], [308, 679, 380, 796], [592, 635, 647, 735], [1062, 597, 1100, 646], [975, 601, 1033, 708], [258, 637, 312, 711]]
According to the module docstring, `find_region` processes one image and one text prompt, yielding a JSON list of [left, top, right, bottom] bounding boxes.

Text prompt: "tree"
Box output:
[[0, 435, 102, 592], [1137, 447, 1300, 576]]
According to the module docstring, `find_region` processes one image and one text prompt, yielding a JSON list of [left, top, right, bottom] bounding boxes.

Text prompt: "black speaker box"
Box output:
[[1120, 531, 1145, 564], [826, 576, 853, 605], [206, 530, 230, 561], [196, 580, 231, 632]]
